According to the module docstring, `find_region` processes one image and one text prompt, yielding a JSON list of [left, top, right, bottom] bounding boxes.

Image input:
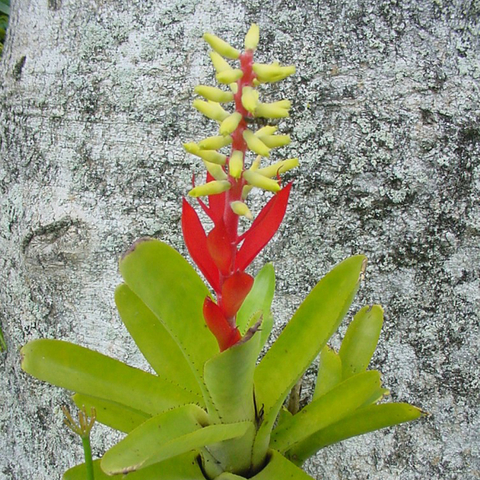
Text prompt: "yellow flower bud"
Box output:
[[257, 158, 299, 178], [193, 99, 229, 122], [231, 201, 253, 220], [198, 135, 232, 150], [194, 85, 234, 103], [197, 150, 227, 165], [210, 51, 232, 74], [229, 150, 244, 178], [189, 180, 231, 197], [253, 63, 296, 83], [254, 126, 278, 136], [251, 155, 262, 171], [244, 24, 260, 51], [203, 161, 228, 181], [255, 102, 290, 119], [243, 169, 281, 192], [216, 69, 243, 84], [220, 112, 242, 135], [242, 185, 253, 199], [203, 33, 240, 60], [241, 86, 259, 113], [183, 142, 201, 155], [184, 142, 227, 165], [243, 129, 270, 157], [258, 134, 291, 148]]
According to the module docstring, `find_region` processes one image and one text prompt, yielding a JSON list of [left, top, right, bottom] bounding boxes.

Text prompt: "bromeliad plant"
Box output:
[[21, 25, 423, 480]]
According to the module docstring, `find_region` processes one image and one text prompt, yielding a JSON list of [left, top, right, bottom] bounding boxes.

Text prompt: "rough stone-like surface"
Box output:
[[0, 0, 479, 479]]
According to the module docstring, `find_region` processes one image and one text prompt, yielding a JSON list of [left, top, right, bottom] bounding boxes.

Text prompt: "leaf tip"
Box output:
[[120, 237, 152, 262]]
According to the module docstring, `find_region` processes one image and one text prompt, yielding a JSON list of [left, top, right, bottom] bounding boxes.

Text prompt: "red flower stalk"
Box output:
[[182, 25, 297, 351]]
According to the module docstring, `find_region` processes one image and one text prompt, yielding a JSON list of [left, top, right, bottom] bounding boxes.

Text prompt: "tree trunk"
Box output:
[[1, 0, 479, 478]]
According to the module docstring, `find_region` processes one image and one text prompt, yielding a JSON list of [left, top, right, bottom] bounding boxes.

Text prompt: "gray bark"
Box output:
[[1, 0, 479, 479]]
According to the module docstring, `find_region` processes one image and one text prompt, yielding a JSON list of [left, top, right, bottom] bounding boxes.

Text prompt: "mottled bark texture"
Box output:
[[1, 0, 479, 479]]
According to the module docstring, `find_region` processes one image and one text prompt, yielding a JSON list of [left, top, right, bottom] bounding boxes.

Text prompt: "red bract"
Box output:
[[183, 183, 292, 351], [221, 272, 254, 319], [182, 199, 220, 293], [203, 297, 241, 352], [236, 183, 292, 271], [207, 221, 234, 276]]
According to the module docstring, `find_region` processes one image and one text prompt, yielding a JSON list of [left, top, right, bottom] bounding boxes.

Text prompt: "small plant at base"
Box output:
[[21, 25, 423, 480], [62, 406, 96, 480]]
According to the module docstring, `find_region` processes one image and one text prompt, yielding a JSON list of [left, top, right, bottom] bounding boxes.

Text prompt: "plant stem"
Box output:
[[81, 435, 95, 480]]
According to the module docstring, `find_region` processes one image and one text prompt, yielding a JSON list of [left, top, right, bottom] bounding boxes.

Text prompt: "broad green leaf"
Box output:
[[204, 333, 260, 424], [72, 393, 150, 433], [215, 474, 245, 480], [276, 406, 293, 429], [313, 346, 342, 399], [253, 450, 314, 480], [0, 2, 9, 16], [101, 404, 252, 475], [203, 335, 260, 472], [339, 305, 383, 378], [252, 256, 366, 467], [203, 335, 260, 474], [119, 239, 218, 404], [271, 371, 381, 452], [362, 387, 390, 407], [115, 283, 201, 396], [64, 452, 206, 480], [21, 339, 201, 416], [286, 403, 425, 465], [214, 450, 314, 480], [64, 460, 113, 480], [237, 263, 275, 335]]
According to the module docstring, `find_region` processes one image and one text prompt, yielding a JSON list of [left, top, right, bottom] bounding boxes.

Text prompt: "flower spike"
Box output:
[[183, 24, 297, 350]]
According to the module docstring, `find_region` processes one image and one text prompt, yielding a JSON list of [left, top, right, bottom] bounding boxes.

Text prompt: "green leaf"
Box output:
[[101, 404, 253, 475], [119, 239, 218, 404], [214, 450, 314, 480], [215, 474, 245, 480], [286, 403, 425, 465], [72, 393, 150, 433], [204, 333, 260, 424], [252, 450, 314, 480], [21, 339, 202, 415], [0, 2, 9, 16], [64, 452, 206, 480], [0, 324, 6, 352], [339, 305, 383, 379], [237, 263, 275, 335], [252, 255, 366, 467], [203, 334, 260, 472], [64, 460, 112, 480], [313, 346, 342, 399], [270, 371, 381, 452], [115, 283, 201, 396]]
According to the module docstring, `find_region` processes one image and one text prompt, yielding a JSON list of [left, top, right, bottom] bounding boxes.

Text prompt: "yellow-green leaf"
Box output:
[[271, 371, 381, 452], [286, 403, 425, 465], [21, 339, 200, 416], [313, 346, 342, 399], [115, 283, 201, 396], [339, 305, 383, 379], [64, 452, 205, 480]]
